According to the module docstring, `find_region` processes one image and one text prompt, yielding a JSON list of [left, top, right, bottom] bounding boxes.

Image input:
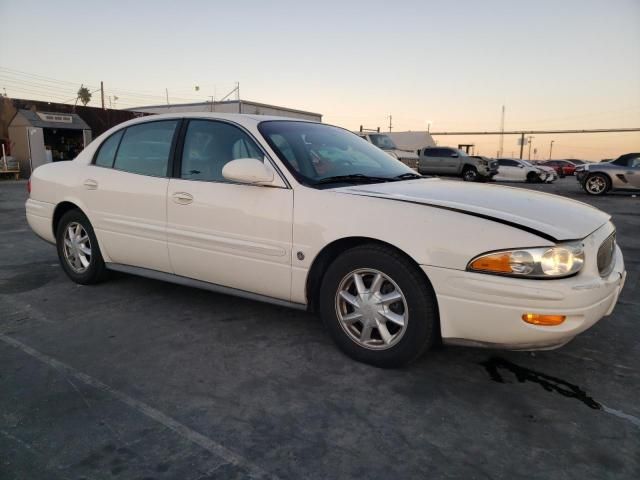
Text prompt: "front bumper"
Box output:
[[478, 165, 499, 177], [422, 226, 625, 350], [576, 170, 587, 183]]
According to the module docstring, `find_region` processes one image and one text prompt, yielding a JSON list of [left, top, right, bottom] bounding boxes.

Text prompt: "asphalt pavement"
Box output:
[[1, 177, 638, 479]]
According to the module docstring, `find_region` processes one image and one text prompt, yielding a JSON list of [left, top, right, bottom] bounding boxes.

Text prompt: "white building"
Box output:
[[127, 99, 322, 122], [386, 131, 436, 153]]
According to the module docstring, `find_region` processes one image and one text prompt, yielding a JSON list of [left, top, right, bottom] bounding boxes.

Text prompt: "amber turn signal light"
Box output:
[[522, 313, 566, 326], [469, 253, 513, 273]]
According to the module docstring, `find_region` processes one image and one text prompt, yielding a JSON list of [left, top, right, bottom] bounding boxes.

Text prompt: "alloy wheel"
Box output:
[[586, 175, 606, 194], [335, 269, 408, 350], [463, 169, 477, 181], [63, 222, 92, 273]]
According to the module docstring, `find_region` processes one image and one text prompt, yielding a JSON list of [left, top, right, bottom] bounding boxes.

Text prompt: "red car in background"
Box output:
[[545, 160, 577, 176]]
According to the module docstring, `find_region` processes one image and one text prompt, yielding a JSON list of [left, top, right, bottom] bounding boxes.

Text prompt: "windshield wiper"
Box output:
[[394, 172, 423, 180], [313, 174, 394, 185]]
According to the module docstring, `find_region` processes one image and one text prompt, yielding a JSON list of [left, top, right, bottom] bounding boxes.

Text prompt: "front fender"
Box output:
[[290, 186, 550, 304]]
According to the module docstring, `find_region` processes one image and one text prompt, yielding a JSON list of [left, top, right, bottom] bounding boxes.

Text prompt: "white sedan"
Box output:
[[26, 113, 626, 367], [494, 158, 549, 182]]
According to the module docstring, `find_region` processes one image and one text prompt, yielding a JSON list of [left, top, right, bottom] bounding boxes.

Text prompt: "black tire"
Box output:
[[583, 173, 611, 196], [462, 166, 479, 182], [319, 244, 438, 368], [56, 209, 108, 285], [526, 171, 539, 183]]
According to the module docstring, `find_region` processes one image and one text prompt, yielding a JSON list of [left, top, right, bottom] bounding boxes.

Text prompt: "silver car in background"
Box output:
[[577, 153, 640, 195]]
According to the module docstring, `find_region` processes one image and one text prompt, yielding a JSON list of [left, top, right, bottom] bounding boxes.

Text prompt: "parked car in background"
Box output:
[[567, 159, 586, 165], [417, 147, 498, 181], [24, 113, 626, 367], [494, 158, 548, 183], [545, 160, 577, 176], [356, 131, 419, 169], [531, 162, 558, 183], [577, 152, 640, 195]]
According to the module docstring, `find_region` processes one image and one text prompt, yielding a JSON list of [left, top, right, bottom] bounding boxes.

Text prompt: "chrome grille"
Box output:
[[597, 232, 616, 277]]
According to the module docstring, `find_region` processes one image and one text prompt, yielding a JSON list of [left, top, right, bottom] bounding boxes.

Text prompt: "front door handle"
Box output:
[[172, 192, 193, 205], [83, 179, 98, 190]]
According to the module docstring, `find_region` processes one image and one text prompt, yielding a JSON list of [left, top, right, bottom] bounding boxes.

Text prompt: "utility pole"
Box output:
[[209, 96, 214, 112], [527, 136, 535, 160], [165, 88, 169, 106], [498, 105, 505, 158], [236, 82, 241, 113], [388, 114, 393, 132], [519, 132, 525, 159], [549, 140, 554, 160], [100, 81, 105, 110]]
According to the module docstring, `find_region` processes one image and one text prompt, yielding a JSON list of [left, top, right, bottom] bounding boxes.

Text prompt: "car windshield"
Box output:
[[368, 134, 397, 150], [258, 121, 416, 187]]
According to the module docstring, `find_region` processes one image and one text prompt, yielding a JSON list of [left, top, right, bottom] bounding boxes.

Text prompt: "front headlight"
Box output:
[[467, 242, 585, 278]]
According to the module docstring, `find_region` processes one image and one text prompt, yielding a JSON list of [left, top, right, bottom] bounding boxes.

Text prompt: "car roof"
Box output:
[[122, 112, 317, 129]]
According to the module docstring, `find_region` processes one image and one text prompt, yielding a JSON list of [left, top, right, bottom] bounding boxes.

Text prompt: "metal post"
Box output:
[[519, 132, 524, 159], [549, 140, 554, 160], [100, 81, 105, 110], [527, 136, 534, 161]]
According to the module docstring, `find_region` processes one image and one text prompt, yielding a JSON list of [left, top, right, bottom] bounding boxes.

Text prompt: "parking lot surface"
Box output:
[[1, 177, 639, 479]]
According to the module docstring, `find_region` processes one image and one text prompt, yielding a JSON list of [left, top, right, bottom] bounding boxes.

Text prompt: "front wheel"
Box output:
[[526, 171, 540, 183], [319, 244, 438, 368], [462, 166, 479, 182], [56, 209, 108, 284], [583, 173, 610, 195]]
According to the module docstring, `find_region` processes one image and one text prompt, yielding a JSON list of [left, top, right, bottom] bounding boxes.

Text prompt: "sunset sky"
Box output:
[[1, 0, 638, 160]]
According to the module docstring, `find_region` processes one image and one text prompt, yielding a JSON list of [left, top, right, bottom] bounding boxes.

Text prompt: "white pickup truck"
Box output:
[[355, 130, 419, 169]]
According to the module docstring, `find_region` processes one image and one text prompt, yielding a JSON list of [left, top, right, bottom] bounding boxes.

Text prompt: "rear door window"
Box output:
[[94, 130, 124, 168], [113, 121, 178, 177]]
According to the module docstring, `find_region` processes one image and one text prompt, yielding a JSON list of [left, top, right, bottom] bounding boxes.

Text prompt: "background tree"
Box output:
[[77, 86, 92, 106]]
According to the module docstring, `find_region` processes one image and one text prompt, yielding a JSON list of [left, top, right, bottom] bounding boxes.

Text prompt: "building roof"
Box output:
[[125, 99, 322, 117], [12, 109, 91, 130]]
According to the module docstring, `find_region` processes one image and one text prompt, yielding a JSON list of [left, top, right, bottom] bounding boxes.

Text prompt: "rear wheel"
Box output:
[[319, 244, 438, 368], [583, 173, 610, 195], [56, 209, 108, 284]]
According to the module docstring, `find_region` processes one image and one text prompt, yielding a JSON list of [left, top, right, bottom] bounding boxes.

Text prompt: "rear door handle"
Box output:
[[172, 192, 193, 205], [83, 179, 98, 190]]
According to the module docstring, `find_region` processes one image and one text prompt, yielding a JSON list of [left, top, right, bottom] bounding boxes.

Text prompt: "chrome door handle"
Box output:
[[172, 192, 193, 205], [83, 179, 98, 190]]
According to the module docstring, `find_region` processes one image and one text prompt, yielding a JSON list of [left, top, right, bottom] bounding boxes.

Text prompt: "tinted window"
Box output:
[[498, 159, 517, 166], [94, 130, 124, 168], [629, 156, 640, 168], [613, 154, 640, 167], [114, 121, 178, 177], [181, 120, 263, 182], [368, 134, 397, 150], [424, 148, 443, 157]]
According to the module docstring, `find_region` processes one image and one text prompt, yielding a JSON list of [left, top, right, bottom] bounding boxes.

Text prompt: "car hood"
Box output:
[[338, 179, 610, 241]]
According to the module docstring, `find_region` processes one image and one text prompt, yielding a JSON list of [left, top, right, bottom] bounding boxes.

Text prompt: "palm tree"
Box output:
[[77, 86, 92, 106]]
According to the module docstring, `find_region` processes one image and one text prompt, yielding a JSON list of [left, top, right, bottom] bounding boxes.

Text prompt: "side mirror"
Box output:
[[518, 164, 524, 168], [222, 158, 274, 185], [450, 153, 459, 158]]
